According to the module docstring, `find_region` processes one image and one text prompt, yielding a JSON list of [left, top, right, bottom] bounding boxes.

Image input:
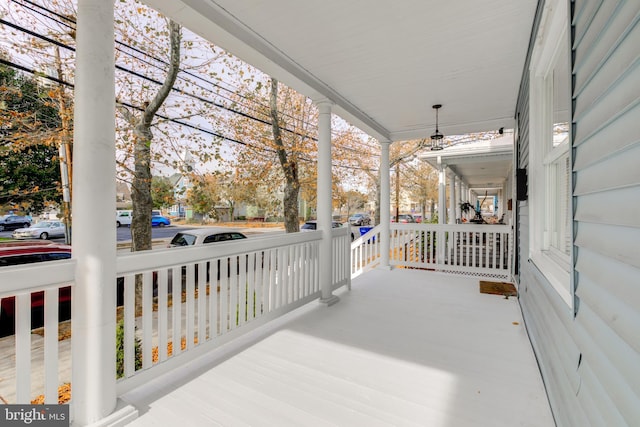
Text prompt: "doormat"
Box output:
[[479, 280, 517, 297]]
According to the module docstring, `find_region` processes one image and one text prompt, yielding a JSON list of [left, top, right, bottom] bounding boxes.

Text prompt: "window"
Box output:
[[529, 0, 573, 307]]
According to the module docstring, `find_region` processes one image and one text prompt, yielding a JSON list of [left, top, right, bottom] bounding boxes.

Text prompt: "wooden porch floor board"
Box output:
[[122, 269, 554, 427]]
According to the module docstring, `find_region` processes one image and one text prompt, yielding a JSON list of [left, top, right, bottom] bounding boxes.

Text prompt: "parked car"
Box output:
[[301, 220, 355, 240], [12, 220, 66, 240], [116, 210, 132, 227], [391, 214, 417, 223], [0, 214, 31, 231], [348, 213, 371, 226], [168, 228, 249, 283], [151, 215, 171, 227], [117, 210, 164, 227], [0, 242, 72, 336], [169, 227, 247, 246], [300, 220, 345, 231]]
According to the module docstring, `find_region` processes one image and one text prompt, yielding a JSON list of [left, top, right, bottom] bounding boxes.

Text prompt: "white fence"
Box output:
[[351, 223, 512, 280]]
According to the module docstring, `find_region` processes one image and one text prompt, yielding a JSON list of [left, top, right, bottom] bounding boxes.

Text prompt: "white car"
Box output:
[[12, 221, 66, 240], [116, 210, 132, 227], [169, 227, 247, 246]]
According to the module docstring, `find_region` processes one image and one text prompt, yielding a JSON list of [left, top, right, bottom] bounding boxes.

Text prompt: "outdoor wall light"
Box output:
[[430, 104, 444, 151]]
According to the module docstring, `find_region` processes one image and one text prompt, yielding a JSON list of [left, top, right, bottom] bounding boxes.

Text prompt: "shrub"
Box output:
[[116, 319, 142, 379]]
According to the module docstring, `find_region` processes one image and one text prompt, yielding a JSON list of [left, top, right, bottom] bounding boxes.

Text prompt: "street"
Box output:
[[1, 224, 285, 245], [0, 225, 192, 244]]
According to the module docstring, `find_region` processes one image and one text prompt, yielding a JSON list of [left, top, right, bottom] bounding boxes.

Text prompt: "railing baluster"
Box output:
[[238, 254, 247, 326], [220, 257, 229, 333], [247, 253, 256, 321], [43, 289, 59, 404], [268, 250, 277, 312], [172, 267, 182, 355], [142, 271, 153, 370], [157, 269, 168, 362], [197, 261, 206, 342], [123, 275, 135, 377], [210, 259, 219, 338], [15, 293, 31, 403], [186, 264, 195, 350]]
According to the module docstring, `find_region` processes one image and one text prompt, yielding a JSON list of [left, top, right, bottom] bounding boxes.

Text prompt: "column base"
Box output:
[[376, 264, 394, 271], [81, 399, 138, 427], [319, 295, 340, 306]]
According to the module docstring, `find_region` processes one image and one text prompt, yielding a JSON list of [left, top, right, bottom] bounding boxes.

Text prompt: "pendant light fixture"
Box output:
[[430, 104, 444, 151]]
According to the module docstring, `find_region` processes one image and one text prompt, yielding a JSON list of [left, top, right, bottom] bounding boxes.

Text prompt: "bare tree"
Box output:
[[118, 20, 181, 251]]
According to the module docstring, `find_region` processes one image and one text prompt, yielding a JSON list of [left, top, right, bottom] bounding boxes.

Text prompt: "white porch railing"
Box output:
[[351, 225, 383, 278], [351, 223, 512, 280], [0, 229, 351, 406], [0, 259, 76, 404], [0, 223, 509, 410]]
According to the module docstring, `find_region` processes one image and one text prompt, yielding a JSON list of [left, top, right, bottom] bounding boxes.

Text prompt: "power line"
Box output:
[[5, 0, 379, 152], [1, 59, 375, 173]]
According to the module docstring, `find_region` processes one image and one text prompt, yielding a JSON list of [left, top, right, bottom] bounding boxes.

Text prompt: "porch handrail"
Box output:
[[389, 222, 513, 279], [351, 224, 382, 278]]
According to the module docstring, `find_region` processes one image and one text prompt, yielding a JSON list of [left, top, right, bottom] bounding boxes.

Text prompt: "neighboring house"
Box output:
[[167, 149, 196, 218], [115, 181, 132, 209]]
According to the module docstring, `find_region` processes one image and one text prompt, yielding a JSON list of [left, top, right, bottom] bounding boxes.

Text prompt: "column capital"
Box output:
[[314, 98, 334, 113]]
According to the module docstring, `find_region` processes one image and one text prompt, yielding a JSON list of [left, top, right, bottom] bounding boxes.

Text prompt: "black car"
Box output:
[[301, 220, 355, 241], [0, 215, 31, 231], [300, 220, 344, 231]]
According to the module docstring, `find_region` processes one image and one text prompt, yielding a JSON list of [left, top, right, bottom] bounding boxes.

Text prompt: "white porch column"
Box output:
[[316, 100, 339, 306], [379, 140, 391, 269], [455, 179, 462, 221], [72, 0, 118, 424], [448, 174, 457, 224], [437, 158, 447, 225]]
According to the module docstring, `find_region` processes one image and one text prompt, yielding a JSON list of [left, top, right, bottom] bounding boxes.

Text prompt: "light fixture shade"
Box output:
[[430, 104, 444, 151]]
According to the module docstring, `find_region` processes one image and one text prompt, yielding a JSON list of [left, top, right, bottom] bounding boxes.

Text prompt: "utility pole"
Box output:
[[56, 48, 72, 243]]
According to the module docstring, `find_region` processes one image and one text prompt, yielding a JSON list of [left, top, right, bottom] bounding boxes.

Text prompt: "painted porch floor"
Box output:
[[121, 268, 554, 427]]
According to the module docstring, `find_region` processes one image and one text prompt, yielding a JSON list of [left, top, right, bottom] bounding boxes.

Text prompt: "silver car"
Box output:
[[12, 221, 66, 240]]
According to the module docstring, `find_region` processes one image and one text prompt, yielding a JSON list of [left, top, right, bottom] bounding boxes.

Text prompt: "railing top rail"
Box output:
[[352, 224, 381, 246], [0, 259, 76, 297], [117, 230, 322, 275], [332, 226, 350, 237], [391, 223, 511, 232]]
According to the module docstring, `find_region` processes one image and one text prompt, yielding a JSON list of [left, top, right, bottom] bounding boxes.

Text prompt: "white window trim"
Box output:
[[528, 0, 573, 309]]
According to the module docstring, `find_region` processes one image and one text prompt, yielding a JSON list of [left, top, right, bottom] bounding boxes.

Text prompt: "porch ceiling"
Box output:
[[142, 0, 538, 142]]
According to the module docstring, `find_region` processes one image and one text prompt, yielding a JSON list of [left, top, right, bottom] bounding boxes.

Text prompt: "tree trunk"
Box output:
[[131, 126, 153, 252], [269, 78, 300, 233], [374, 173, 381, 226], [283, 180, 299, 233], [129, 20, 181, 252]]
